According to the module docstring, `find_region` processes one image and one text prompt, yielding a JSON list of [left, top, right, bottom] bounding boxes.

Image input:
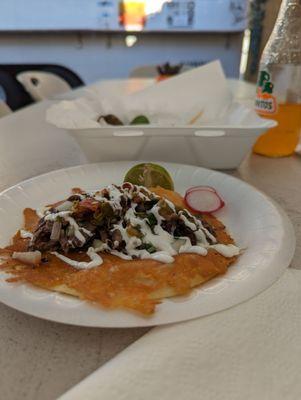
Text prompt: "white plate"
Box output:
[[0, 162, 295, 327]]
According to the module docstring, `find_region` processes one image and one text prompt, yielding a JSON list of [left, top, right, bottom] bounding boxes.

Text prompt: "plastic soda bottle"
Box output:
[[253, 0, 301, 157]]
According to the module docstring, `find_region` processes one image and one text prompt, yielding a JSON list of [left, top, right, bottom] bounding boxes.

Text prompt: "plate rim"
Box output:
[[0, 161, 296, 328]]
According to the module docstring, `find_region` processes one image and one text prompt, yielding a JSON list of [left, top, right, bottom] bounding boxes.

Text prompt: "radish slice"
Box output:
[[184, 188, 225, 214], [186, 185, 217, 194]]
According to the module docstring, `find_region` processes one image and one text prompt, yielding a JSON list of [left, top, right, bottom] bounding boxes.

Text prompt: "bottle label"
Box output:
[[255, 71, 278, 115]]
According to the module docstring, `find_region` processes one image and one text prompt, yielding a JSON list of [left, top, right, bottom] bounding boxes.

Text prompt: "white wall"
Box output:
[[0, 32, 243, 82], [0, 0, 248, 32]]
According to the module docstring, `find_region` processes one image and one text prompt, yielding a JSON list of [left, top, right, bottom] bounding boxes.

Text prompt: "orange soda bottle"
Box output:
[[253, 0, 301, 157]]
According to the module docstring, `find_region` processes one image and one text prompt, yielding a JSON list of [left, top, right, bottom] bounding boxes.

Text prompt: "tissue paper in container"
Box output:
[[46, 61, 276, 169]]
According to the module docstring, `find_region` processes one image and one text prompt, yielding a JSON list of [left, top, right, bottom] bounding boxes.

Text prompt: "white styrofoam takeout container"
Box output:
[[46, 70, 276, 169], [67, 119, 276, 170]]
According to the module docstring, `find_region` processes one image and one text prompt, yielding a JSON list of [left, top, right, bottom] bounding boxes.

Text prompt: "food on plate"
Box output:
[[97, 114, 150, 126], [0, 166, 239, 315], [124, 163, 174, 191], [184, 186, 225, 214]]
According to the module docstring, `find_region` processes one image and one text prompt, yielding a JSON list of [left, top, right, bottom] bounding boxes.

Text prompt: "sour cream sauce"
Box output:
[[43, 183, 239, 269]]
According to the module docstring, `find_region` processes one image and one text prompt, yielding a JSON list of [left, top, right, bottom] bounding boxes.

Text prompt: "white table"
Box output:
[[0, 81, 300, 400]]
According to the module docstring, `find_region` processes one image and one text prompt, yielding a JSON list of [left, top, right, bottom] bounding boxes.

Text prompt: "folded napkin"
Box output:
[[47, 61, 265, 130], [59, 269, 301, 400]]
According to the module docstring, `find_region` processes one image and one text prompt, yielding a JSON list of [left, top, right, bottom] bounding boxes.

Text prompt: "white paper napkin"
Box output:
[[46, 61, 244, 129], [122, 60, 232, 124], [59, 269, 301, 400]]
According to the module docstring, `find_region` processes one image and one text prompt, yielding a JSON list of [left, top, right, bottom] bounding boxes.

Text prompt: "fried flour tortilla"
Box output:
[[0, 187, 238, 315]]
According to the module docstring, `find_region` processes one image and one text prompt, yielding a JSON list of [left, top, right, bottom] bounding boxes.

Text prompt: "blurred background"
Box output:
[[0, 0, 282, 111]]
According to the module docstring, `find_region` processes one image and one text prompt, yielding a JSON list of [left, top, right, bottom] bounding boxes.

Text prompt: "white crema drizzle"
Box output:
[[39, 183, 239, 269]]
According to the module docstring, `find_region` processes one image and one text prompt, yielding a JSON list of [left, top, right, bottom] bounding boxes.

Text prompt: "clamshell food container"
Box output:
[[66, 119, 276, 170]]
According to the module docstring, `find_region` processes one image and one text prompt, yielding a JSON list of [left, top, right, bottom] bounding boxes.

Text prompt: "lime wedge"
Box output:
[[124, 163, 174, 190], [130, 115, 150, 125]]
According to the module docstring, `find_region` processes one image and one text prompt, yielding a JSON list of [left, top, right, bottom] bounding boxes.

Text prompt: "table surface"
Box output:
[[0, 83, 300, 400]]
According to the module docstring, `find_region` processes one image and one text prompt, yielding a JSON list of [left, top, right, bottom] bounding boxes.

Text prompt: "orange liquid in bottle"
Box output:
[[253, 103, 301, 157]]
